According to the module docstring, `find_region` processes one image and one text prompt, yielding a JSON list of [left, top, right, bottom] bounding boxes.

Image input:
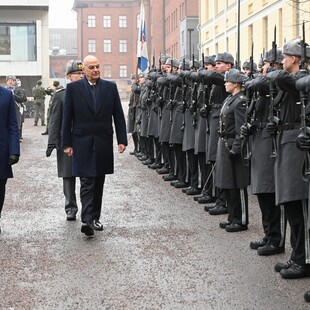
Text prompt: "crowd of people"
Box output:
[[1, 38, 310, 302], [127, 38, 310, 301]]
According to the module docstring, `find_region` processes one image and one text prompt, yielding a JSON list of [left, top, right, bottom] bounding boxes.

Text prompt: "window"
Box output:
[[88, 15, 96, 28], [103, 65, 112, 78], [0, 23, 36, 61], [88, 39, 96, 53], [119, 65, 127, 78], [103, 39, 111, 53], [119, 16, 127, 28], [103, 15, 111, 28], [119, 40, 127, 53]]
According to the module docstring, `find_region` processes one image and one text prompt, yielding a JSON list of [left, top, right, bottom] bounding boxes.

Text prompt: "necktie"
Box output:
[[90, 84, 96, 109]]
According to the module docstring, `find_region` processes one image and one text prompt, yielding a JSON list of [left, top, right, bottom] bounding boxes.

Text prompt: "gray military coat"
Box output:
[[48, 88, 73, 178]]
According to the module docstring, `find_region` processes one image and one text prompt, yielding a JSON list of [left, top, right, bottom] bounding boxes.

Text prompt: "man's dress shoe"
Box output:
[[225, 223, 248, 232], [250, 238, 268, 250], [81, 223, 94, 236], [257, 243, 285, 256], [274, 260, 294, 273], [209, 205, 228, 215], [280, 263, 310, 279]]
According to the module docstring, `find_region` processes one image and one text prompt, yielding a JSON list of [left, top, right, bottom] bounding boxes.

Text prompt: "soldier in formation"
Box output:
[[129, 36, 310, 297]]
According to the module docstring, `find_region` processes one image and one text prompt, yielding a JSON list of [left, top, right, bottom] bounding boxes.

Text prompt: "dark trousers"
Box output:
[[225, 187, 248, 225], [146, 136, 154, 160], [80, 176, 105, 223], [153, 137, 162, 164], [162, 142, 175, 175], [257, 192, 286, 247], [139, 136, 147, 155], [198, 152, 207, 189], [187, 149, 199, 189], [174, 144, 186, 182], [132, 132, 139, 152], [63, 177, 78, 215], [285, 200, 309, 265], [0, 179, 7, 215]]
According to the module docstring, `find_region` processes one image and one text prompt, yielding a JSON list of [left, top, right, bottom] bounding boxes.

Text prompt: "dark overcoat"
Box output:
[[269, 70, 308, 204], [62, 78, 127, 177], [48, 88, 74, 178], [215, 92, 249, 189], [0, 87, 20, 179], [250, 76, 275, 194]]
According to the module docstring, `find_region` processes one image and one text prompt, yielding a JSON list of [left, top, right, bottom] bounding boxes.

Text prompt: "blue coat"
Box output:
[[0, 87, 20, 179], [62, 78, 127, 177]]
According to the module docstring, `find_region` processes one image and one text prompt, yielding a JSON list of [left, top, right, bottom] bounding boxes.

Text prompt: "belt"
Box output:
[[278, 122, 300, 131], [253, 122, 267, 130], [210, 104, 222, 109], [219, 132, 235, 139]]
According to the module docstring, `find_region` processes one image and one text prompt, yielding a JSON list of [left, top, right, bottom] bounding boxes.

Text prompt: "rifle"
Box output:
[[168, 57, 174, 124], [181, 58, 187, 131], [240, 42, 255, 165], [299, 21, 310, 181], [268, 25, 279, 158]]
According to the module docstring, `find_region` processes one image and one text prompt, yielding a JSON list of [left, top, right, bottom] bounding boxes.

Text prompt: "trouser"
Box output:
[[162, 142, 175, 175], [225, 187, 248, 225], [63, 177, 78, 215], [174, 144, 186, 182], [0, 179, 8, 215], [186, 149, 199, 189], [153, 137, 162, 164], [34, 102, 45, 125], [285, 200, 310, 265], [80, 175, 105, 223], [257, 192, 286, 247], [139, 136, 147, 155], [146, 136, 154, 160], [132, 132, 139, 152], [198, 152, 207, 190]]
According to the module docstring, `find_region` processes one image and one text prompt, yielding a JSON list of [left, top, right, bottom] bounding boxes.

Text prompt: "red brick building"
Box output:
[[72, 0, 198, 80]]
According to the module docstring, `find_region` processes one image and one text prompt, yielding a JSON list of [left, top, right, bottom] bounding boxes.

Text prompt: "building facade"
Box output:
[[199, 0, 310, 67], [72, 0, 199, 81], [0, 0, 50, 95]]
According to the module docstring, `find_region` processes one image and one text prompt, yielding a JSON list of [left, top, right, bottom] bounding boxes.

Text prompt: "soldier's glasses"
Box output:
[[88, 65, 100, 70]]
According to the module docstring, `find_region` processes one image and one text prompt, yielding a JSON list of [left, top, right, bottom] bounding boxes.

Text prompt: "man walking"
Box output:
[[62, 55, 127, 237]]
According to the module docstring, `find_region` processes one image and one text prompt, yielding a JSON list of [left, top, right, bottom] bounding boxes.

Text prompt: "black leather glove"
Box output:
[[240, 124, 254, 137], [296, 133, 310, 151], [9, 155, 19, 165], [266, 122, 278, 136], [46, 144, 56, 157]]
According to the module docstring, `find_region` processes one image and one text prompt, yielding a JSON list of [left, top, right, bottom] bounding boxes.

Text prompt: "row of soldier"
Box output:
[[127, 38, 310, 291]]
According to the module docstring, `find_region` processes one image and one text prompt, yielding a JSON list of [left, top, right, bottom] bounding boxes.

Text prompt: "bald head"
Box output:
[[83, 55, 100, 83]]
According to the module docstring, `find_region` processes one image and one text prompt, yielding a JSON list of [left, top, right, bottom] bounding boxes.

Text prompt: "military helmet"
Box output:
[[130, 73, 136, 80], [190, 59, 200, 69], [224, 69, 246, 83], [215, 52, 234, 65], [179, 59, 191, 70], [204, 55, 216, 66], [165, 58, 180, 68], [242, 60, 257, 71], [263, 49, 284, 63], [282, 38, 310, 57], [159, 54, 171, 64], [66, 60, 83, 75]]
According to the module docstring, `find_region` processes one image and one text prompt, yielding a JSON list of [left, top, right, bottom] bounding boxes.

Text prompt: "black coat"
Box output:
[[215, 92, 249, 189], [62, 77, 127, 177]]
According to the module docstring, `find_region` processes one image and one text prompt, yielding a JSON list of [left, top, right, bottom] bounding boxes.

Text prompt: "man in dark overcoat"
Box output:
[[0, 86, 20, 233], [62, 55, 127, 237]]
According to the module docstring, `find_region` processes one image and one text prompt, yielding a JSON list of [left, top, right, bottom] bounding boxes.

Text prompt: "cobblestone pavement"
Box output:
[[0, 117, 309, 310]]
